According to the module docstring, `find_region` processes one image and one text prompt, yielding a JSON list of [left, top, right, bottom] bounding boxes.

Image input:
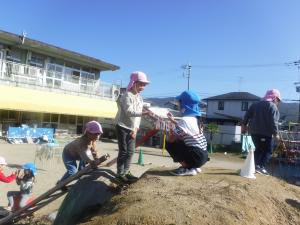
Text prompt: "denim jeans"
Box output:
[[116, 125, 135, 175], [251, 134, 272, 168], [60, 151, 86, 181]]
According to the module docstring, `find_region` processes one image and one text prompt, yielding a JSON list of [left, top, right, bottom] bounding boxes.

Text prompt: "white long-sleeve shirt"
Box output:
[[115, 91, 143, 131]]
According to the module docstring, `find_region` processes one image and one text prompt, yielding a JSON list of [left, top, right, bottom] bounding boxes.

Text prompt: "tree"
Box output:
[[207, 123, 219, 153]]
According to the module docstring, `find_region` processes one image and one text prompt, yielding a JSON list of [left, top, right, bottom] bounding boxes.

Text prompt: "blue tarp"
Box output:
[[8, 127, 54, 141]]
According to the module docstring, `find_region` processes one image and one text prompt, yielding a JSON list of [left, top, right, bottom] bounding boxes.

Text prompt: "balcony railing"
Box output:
[[0, 59, 120, 100]]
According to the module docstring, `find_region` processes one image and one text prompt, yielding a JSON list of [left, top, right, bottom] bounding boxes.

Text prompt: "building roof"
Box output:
[[203, 92, 261, 101], [0, 30, 120, 71]]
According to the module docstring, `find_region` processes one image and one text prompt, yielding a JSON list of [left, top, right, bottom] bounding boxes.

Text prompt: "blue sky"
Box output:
[[1, 0, 300, 100]]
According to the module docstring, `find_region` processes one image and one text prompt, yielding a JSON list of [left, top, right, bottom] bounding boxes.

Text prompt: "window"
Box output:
[[29, 53, 45, 68], [218, 101, 224, 110], [6, 49, 22, 63], [241, 101, 249, 111]]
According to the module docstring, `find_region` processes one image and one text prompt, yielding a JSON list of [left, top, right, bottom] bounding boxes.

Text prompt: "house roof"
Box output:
[[0, 30, 120, 71], [203, 92, 261, 101]]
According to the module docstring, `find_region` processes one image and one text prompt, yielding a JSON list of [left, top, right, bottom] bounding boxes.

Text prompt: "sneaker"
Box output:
[[3, 206, 12, 211], [125, 171, 139, 183], [114, 174, 129, 184], [195, 168, 202, 173], [259, 168, 270, 176], [170, 168, 197, 176], [170, 166, 185, 174]]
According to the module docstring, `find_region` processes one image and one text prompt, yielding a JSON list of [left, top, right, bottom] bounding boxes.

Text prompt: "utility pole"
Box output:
[[182, 63, 192, 90], [290, 60, 300, 122]]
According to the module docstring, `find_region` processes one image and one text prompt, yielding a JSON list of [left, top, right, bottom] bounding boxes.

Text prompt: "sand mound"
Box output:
[[81, 167, 300, 225]]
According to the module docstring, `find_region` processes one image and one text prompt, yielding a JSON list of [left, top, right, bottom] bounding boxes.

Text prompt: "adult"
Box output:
[[242, 89, 281, 175]]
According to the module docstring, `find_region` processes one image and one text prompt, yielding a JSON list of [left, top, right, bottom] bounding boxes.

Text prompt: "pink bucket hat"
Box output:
[[127, 71, 150, 91], [85, 121, 103, 134], [0, 156, 7, 165], [263, 89, 281, 102]]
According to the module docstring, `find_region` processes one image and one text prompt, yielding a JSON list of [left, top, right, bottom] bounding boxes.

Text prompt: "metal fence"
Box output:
[[0, 59, 120, 100]]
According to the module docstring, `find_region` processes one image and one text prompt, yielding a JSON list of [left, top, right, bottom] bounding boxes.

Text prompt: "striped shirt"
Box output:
[[173, 116, 207, 150]]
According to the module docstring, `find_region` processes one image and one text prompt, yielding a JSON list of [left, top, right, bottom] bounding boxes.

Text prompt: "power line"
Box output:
[[192, 63, 286, 69]]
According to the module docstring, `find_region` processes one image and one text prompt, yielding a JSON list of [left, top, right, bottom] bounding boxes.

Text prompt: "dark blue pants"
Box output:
[[251, 134, 272, 168], [60, 151, 85, 181], [116, 125, 135, 175], [166, 140, 208, 168]]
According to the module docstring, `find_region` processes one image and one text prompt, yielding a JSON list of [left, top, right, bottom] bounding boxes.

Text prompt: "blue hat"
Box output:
[[22, 162, 37, 176], [176, 90, 201, 116]]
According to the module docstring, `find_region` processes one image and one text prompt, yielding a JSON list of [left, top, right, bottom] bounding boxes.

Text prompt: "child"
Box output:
[[59, 120, 103, 182], [115, 71, 150, 183], [6, 162, 37, 211], [0, 156, 17, 183], [166, 90, 208, 176]]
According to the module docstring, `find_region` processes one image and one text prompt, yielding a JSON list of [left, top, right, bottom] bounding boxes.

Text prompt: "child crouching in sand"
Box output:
[[166, 90, 208, 176]]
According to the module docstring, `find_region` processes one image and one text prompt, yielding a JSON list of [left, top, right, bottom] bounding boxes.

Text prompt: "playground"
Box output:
[[0, 139, 299, 224]]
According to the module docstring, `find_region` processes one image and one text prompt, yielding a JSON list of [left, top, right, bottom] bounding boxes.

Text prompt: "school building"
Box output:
[[0, 30, 120, 136]]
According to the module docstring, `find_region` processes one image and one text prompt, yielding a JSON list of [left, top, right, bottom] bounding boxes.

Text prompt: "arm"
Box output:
[[0, 172, 16, 183], [90, 140, 99, 159], [242, 104, 253, 133], [270, 105, 280, 136]]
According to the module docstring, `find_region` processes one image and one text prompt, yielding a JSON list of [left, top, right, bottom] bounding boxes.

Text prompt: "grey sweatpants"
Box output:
[[116, 125, 135, 175]]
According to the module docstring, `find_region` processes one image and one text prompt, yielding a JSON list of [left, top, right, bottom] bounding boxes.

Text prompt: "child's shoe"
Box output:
[[170, 168, 197, 176], [113, 174, 129, 185], [125, 171, 139, 183], [195, 168, 202, 173], [3, 206, 12, 211]]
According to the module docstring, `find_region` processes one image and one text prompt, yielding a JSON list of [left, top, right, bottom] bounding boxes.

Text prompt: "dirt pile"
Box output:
[[81, 167, 300, 225]]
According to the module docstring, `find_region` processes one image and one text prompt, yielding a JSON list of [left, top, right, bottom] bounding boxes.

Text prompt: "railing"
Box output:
[[0, 59, 120, 100]]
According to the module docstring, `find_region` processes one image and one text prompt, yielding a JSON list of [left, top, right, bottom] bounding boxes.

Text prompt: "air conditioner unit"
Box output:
[[112, 85, 120, 100]]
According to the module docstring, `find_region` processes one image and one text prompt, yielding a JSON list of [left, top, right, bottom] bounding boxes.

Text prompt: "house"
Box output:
[[0, 30, 120, 135], [203, 92, 261, 125], [203, 92, 261, 145]]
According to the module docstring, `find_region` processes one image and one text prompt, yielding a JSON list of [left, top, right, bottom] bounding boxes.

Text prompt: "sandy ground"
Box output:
[[2, 139, 299, 225], [0, 138, 243, 218], [82, 167, 300, 225]]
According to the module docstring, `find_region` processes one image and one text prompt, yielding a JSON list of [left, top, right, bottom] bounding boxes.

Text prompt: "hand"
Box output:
[[17, 169, 24, 179], [90, 159, 99, 169], [241, 125, 248, 134], [130, 130, 137, 140], [142, 109, 150, 116], [274, 134, 280, 142]]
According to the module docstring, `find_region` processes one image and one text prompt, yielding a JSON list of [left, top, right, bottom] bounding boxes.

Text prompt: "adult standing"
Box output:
[[242, 89, 281, 175], [115, 71, 150, 183]]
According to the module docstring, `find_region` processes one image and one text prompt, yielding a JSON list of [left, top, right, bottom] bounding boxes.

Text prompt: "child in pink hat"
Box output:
[[58, 121, 103, 183], [0, 156, 17, 183], [115, 71, 150, 183]]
